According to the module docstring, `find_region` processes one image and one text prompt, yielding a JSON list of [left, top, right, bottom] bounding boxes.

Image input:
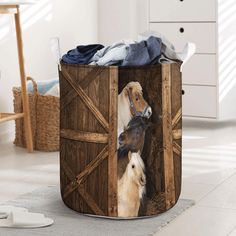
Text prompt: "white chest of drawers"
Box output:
[[149, 0, 236, 119]]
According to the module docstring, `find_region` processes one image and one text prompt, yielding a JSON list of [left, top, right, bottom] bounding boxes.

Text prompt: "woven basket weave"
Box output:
[[13, 77, 59, 152]]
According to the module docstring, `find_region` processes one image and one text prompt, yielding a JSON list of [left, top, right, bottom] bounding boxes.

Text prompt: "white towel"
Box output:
[[45, 83, 60, 97]]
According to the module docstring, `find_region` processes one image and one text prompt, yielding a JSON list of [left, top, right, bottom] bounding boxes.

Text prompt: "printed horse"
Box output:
[[118, 82, 152, 140], [117, 116, 151, 179], [118, 151, 146, 217], [118, 116, 151, 156]]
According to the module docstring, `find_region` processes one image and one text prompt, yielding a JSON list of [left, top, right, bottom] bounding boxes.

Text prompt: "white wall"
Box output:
[[0, 0, 98, 140], [98, 0, 148, 44], [218, 0, 236, 119]]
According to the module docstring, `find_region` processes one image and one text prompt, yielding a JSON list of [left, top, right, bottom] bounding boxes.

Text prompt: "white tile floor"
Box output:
[[156, 119, 236, 236], [0, 119, 236, 236]]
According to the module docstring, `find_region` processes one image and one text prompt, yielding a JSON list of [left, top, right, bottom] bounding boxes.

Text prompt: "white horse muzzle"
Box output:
[[143, 106, 152, 119]]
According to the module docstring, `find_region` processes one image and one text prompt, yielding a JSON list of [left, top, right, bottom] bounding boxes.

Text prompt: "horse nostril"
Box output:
[[140, 176, 145, 184], [119, 138, 124, 146], [146, 107, 152, 118], [119, 133, 125, 141]]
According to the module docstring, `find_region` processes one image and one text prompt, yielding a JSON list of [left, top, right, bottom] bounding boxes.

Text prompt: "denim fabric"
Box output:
[[122, 36, 162, 66], [62, 44, 104, 64], [138, 31, 177, 60]]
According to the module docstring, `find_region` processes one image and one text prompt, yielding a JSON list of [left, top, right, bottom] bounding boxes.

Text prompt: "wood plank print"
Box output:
[[60, 63, 182, 218]]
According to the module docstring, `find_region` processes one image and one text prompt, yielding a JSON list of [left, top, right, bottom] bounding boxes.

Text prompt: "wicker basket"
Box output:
[[13, 77, 59, 151]]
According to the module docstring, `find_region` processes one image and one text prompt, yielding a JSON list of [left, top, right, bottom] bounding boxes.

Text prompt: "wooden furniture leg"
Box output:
[[14, 6, 33, 152]]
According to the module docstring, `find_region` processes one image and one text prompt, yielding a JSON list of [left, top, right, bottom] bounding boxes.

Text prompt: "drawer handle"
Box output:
[[182, 90, 185, 95], [179, 28, 184, 33], [180, 0, 184, 1]]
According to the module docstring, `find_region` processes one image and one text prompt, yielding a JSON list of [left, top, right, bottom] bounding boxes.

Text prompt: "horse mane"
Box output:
[[123, 82, 143, 95]]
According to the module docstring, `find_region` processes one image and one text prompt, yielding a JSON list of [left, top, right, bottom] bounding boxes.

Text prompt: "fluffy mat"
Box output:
[[1, 186, 194, 236]]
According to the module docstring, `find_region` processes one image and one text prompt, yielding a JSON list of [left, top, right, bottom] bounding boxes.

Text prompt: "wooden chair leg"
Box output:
[[14, 6, 33, 153]]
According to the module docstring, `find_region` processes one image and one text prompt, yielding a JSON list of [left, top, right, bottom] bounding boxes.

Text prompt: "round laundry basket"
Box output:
[[59, 63, 182, 218]]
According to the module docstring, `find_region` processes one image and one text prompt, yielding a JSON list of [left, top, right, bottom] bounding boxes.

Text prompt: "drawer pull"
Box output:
[[179, 28, 184, 33], [180, 0, 184, 1], [182, 90, 185, 95]]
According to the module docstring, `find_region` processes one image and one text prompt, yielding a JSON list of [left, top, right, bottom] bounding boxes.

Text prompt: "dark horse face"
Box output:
[[118, 116, 151, 179], [118, 116, 151, 157]]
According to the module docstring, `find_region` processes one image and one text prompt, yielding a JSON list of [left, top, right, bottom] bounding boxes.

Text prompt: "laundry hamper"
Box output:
[[13, 77, 60, 151], [59, 63, 182, 218]]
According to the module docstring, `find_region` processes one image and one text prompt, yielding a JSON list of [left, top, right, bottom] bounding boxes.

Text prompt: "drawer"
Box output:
[[183, 55, 217, 86], [182, 85, 217, 118], [150, 0, 216, 22], [150, 23, 216, 54]]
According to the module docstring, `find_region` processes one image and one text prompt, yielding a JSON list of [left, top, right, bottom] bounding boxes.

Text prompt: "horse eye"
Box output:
[[132, 165, 135, 169]]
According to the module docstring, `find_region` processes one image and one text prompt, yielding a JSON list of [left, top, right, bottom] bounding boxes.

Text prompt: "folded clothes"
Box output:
[[62, 44, 104, 64], [45, 83, 60, 97], [27, 78, 59, 95]]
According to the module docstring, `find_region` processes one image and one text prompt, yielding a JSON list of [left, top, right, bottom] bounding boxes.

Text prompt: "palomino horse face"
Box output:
[[125, 82, 152, 119], [128, 152, 146, 187]]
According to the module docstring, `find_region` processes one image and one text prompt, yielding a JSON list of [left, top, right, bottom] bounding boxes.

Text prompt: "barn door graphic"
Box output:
[[60, 64, 182, 218], [162, 65, 182, 210], [60, 65, 118, 217]]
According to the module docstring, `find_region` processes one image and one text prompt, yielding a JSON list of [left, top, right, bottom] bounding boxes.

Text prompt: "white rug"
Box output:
[[1, 186, 194, 236]]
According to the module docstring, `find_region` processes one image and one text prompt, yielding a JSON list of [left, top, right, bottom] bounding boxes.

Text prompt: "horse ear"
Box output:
[[129, 87, 133, 95], [128, 151, 132, 161], [124, 86, 132, 97]]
